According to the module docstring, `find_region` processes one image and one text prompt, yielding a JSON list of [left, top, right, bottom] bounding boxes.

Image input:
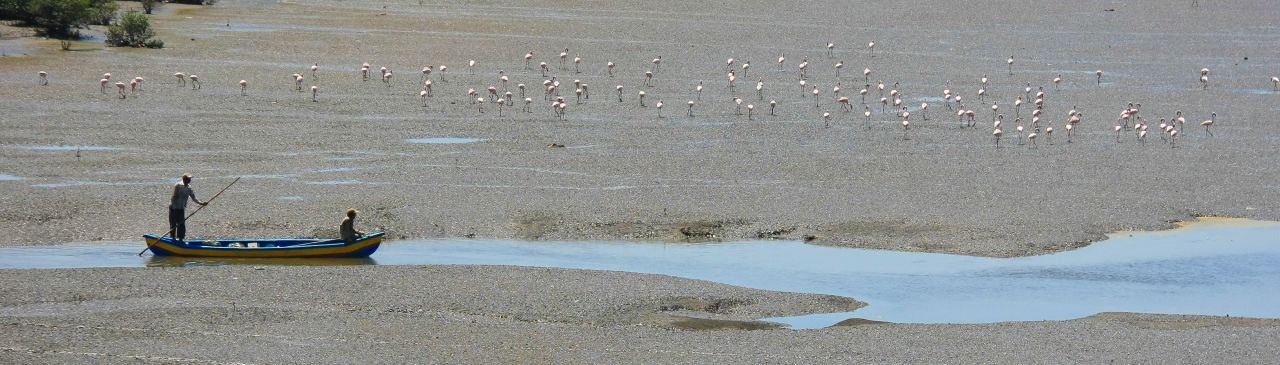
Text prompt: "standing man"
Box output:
[[340, 209, 365, 243], [169, 173, 207, 242]]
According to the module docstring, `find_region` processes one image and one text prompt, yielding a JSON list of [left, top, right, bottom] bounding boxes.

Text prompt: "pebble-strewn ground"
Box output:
[[1, 266, 1277, 364], [1, 0, 1277, 256]]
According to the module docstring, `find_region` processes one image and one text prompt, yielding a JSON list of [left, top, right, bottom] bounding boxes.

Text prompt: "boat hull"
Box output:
[[142, 233, 383, 258]]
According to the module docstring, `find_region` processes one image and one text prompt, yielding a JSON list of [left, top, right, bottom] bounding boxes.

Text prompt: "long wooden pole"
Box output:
[[138, 177, 240, 256]]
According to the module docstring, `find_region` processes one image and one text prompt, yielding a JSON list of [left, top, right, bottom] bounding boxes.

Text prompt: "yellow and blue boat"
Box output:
[[142, 233, 383, 258]]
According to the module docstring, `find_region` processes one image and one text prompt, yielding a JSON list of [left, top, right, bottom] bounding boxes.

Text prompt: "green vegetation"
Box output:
[[105, 9, 160, 48], [138, 0, 156, 14], [0, 0, 117, 38]]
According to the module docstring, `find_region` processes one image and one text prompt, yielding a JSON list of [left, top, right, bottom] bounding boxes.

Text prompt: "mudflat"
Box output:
[[0, 0, 1276, 256]]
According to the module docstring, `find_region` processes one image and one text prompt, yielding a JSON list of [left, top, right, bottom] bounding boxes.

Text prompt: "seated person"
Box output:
[[340, 208, 366, 243]]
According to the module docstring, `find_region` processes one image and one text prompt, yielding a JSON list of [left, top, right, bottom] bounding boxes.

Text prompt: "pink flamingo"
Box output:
[[607, 61, 615, 77], [174, 72, 186, 87], [189, 75, 201, 90], [826, 42, 835, 57], [468, 59, 477, 75], [115, 82, 127, 99], [638, 90, 646, 106], [293, 73, 304, 91], [239, 80, 248, 96], [652, 56, 662, 73], [311, 86, 318, 102], [1201, 112, 1216, 136], [769, 100, 778, 115], [747, 104, 755, 120], [687, 101, 695, 116], [1006, 55, 1014, 75], [524, 51, 534, 70], [616, 85, 624, 102], [311, 62, 319, 80], [656, 100, 664, 118], [99, 78, 109, 93]]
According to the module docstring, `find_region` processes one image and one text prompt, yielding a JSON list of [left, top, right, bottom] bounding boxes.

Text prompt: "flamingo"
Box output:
[[901, 119, 910, 140], [129, 79, 138, 96], [656, 100, 664, 118], [505, 91, 514, 105], [1052, 74, 1062, 90], [770, 100, 777, 115], [1272, 76, 1279, 91], [864, 106, 872, 128], [687, 100, 695, 116], [383, 70, 393, 88], [311, 85, 318, 102], [798, 58, 808, 80], [799, 80, 807, 97], [103, 72, 111, 81], [651, 56, 662, 73], [1200, 74, 1209, 89], [727, 71, 737, 90], [361, 65, 370, 81], [823, 112, 831, 128], [425, 80, 434, 97], [835, 61, 844, 78], [439, 65, 448, 81], [616, 85, 624, 102], [311, 62, 319, 80], [1016, 119, 1026, 145], [477, 97, 486, 113], [174, 72, 186, 87], [1170, 129, 1179, 148], [1096, 70, 1104, 85], [189, 75, 201, 90], [1028, 130, 1038, 146], [1006, 55, 1014, 75], [734, 97, 743, 114], [524, 51, 535, 70], [747, 104, 755, 120], [741, 62, 750, 77], [38, 71, 48, 85], [726, 58, 736, 71], [994, 128, 1004, 148], [1046, 126, 1054, 145], [868, 41, 876, 54], [115, 82, 127, 99], [574, 56, 582, 74], [496, 98, 506, 116], [420, 90, 428, 106], [644, 71, 653, 87], [756, 80, 764, 100], [833, 83, 842, 100], [99, 78, 109, 93], [294, 73, 304, 91], [575, 88, 583, 103], [239, 80, 248, 96], [1114, 125, 1123, 143], [524, 97, 533, 112], [1201, 112, 1216, 136], [812, 86, 821, 106], [920, 103, 928, 120], [826, 42, 835, 57], [558, 49, 568, 70], [860, 87, 869, 104], [540, 62, 549, 77], [638, 90, 646, 106], [838, 97, 851, 111], [1174, 110, 1186, 131], [696, 81, 705, 100], [468, 59, 476, 75], [777, 53, 786, 72], [132, 76, 144, 93]]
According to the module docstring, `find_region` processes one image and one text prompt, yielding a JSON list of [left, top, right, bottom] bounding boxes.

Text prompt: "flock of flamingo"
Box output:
[[33, 40, 1275, 148]]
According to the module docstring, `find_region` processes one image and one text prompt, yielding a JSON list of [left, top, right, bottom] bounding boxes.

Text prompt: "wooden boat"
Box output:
[[142, 232, 383, 258]]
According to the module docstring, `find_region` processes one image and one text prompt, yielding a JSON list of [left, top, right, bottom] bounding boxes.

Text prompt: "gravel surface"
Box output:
[[0, 0, 1277, 256], [1, 266, 1277, 364]]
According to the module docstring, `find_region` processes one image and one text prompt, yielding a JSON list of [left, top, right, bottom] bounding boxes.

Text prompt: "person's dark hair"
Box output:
[[346, 209, 357, 218]]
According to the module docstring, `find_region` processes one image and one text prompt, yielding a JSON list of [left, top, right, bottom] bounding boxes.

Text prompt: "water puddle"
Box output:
[[0, 174, 22, 181], [304, 180, 362, 185], [406, 137, 485, 144], [25, 145, 126, 152], [1234, 88, 1276, 95], [1, 218, 1276, 329]]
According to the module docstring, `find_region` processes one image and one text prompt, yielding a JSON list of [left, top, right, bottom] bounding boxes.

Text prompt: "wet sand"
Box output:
[[2, 0, 1279, 362]]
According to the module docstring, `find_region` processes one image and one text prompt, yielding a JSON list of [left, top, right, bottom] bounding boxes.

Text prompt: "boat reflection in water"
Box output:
[[147, 256, 376, 267]]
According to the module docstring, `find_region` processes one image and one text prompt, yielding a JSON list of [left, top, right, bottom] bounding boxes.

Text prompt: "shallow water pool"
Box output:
[[1, 219, 1276, 328]]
